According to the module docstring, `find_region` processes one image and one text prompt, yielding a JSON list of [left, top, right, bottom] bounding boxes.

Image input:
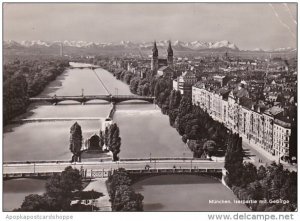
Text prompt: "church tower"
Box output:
[[151, 41, 158, 73], [167, 40, 173, 68]]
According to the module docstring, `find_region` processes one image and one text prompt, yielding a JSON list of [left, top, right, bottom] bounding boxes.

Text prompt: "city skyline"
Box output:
[[3, 3, 297, 50]]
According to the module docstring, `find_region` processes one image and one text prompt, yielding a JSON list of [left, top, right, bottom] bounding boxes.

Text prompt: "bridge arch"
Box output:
[[54, 99, 82, 104], [84, 98, 111, 103], [113, 98, 155, 104]]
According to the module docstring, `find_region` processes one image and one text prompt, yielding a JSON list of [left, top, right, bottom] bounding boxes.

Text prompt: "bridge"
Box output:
[[3, 159, 226, 182], [69, 66, 100, 70], [29, 95, 156, 105]]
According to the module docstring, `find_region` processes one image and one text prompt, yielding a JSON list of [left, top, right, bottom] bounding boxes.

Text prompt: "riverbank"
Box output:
[[3, 59, 69, 125]]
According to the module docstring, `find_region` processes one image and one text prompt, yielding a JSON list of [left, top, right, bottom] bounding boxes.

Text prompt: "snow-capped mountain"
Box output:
[[252, 48, 264, 52], [249, 47, 296, 52], [3, 40, 21, 47], [270, 47, 295, 52], [208, 40, 238, 50], [5, 40, 240, 51], [21, 40, 51, 47], [4, 40, 296, 53]]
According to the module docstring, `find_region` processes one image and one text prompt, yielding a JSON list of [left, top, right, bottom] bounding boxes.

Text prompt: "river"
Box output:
[[3, 62, 248, 211], [132, 175, 249, 211]]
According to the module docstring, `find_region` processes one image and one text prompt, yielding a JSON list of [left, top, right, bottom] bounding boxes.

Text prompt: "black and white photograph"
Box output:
[[1, 1, 298, 216]]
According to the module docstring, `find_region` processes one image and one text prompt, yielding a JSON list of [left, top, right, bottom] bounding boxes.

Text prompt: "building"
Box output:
[[192, 81, 292, 161], [273, 112, 292, 158], [151, 41, 173, 75], [173, 70, 197, 95], [157, 66, 175, 78], [213, 75, 226, 86], [86, 134, 101, 150]]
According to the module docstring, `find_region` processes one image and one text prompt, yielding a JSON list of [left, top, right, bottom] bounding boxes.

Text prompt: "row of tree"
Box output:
[[107, 168, 144, 211], [224, 133, 297, 211], [15, 166, 101, 211], [3, 58, 69, 125], [70, 122, 121, 162], [94, 59, 228, 158]]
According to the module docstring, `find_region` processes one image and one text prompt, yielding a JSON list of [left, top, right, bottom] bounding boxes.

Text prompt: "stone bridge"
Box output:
[[29, 95, 156, 105], [3, 159, 226, 182]]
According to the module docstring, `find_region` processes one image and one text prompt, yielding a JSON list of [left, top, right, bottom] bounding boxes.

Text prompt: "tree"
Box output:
[[105, 123, 121, 161], [18, 166, 83, 212], [203, 140, 217, 157], [107, 169, 144, 211], [99, 130, 105, 149], [108, 124, 121, 161], [18, 194, 49, 211], [280, 171, 297, 208], [104, 126, 109, 148], [112, 185, 144, 211], [240, 163, 257, 187], [169, 90, 182, 110], [248, 181, 263, 200], [130, 78, 140, 94], [257, 165, 267, 180], [178, 96, 193, 117], [45, 166, 82, 211], [289, 124, 297, 161], [187, 139, 204, 158], [3, 72, 29, 124], [224, 133, 244, 187], [69, 122, 83, 162], [168, 109, 179, 126]]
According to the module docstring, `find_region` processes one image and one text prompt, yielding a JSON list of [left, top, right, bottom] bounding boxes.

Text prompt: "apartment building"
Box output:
[[192, 82, 292, 160]]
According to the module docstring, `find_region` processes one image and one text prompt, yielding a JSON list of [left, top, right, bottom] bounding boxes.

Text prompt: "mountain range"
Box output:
[[3, 40, 296, 53]]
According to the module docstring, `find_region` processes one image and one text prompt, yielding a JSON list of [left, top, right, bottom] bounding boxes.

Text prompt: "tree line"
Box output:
[[224, 133, 297, 211], [15, 166, 102, 211], [3, 58, 69, 125], [106, 168, 144, 211]]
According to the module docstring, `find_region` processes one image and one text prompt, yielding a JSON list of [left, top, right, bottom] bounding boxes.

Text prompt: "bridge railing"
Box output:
[[3, 157, 211, 165], [29, 95, 154, 99], [119, 157, 211, 161], [3, 160, 71, 164]]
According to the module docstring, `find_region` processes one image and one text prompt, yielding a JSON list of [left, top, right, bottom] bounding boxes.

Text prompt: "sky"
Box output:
[[3, 3, 297, 50]]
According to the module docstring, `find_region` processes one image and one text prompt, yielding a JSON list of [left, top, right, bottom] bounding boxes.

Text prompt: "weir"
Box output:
[[107, 103, 116, 119], [11, 117, 105, 123]]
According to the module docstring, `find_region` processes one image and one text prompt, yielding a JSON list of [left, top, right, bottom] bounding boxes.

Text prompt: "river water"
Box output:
[[132, 175, 249, 211], [3, 62, 248, 211]]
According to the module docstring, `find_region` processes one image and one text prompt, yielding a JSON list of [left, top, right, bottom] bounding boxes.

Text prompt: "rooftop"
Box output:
[[158, 66, 174, 72], [264, 106, 284, 116]]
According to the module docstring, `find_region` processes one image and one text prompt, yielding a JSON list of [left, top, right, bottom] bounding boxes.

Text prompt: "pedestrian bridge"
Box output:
[[3, 159, 226, 180], [29, 95, 156, 105]]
